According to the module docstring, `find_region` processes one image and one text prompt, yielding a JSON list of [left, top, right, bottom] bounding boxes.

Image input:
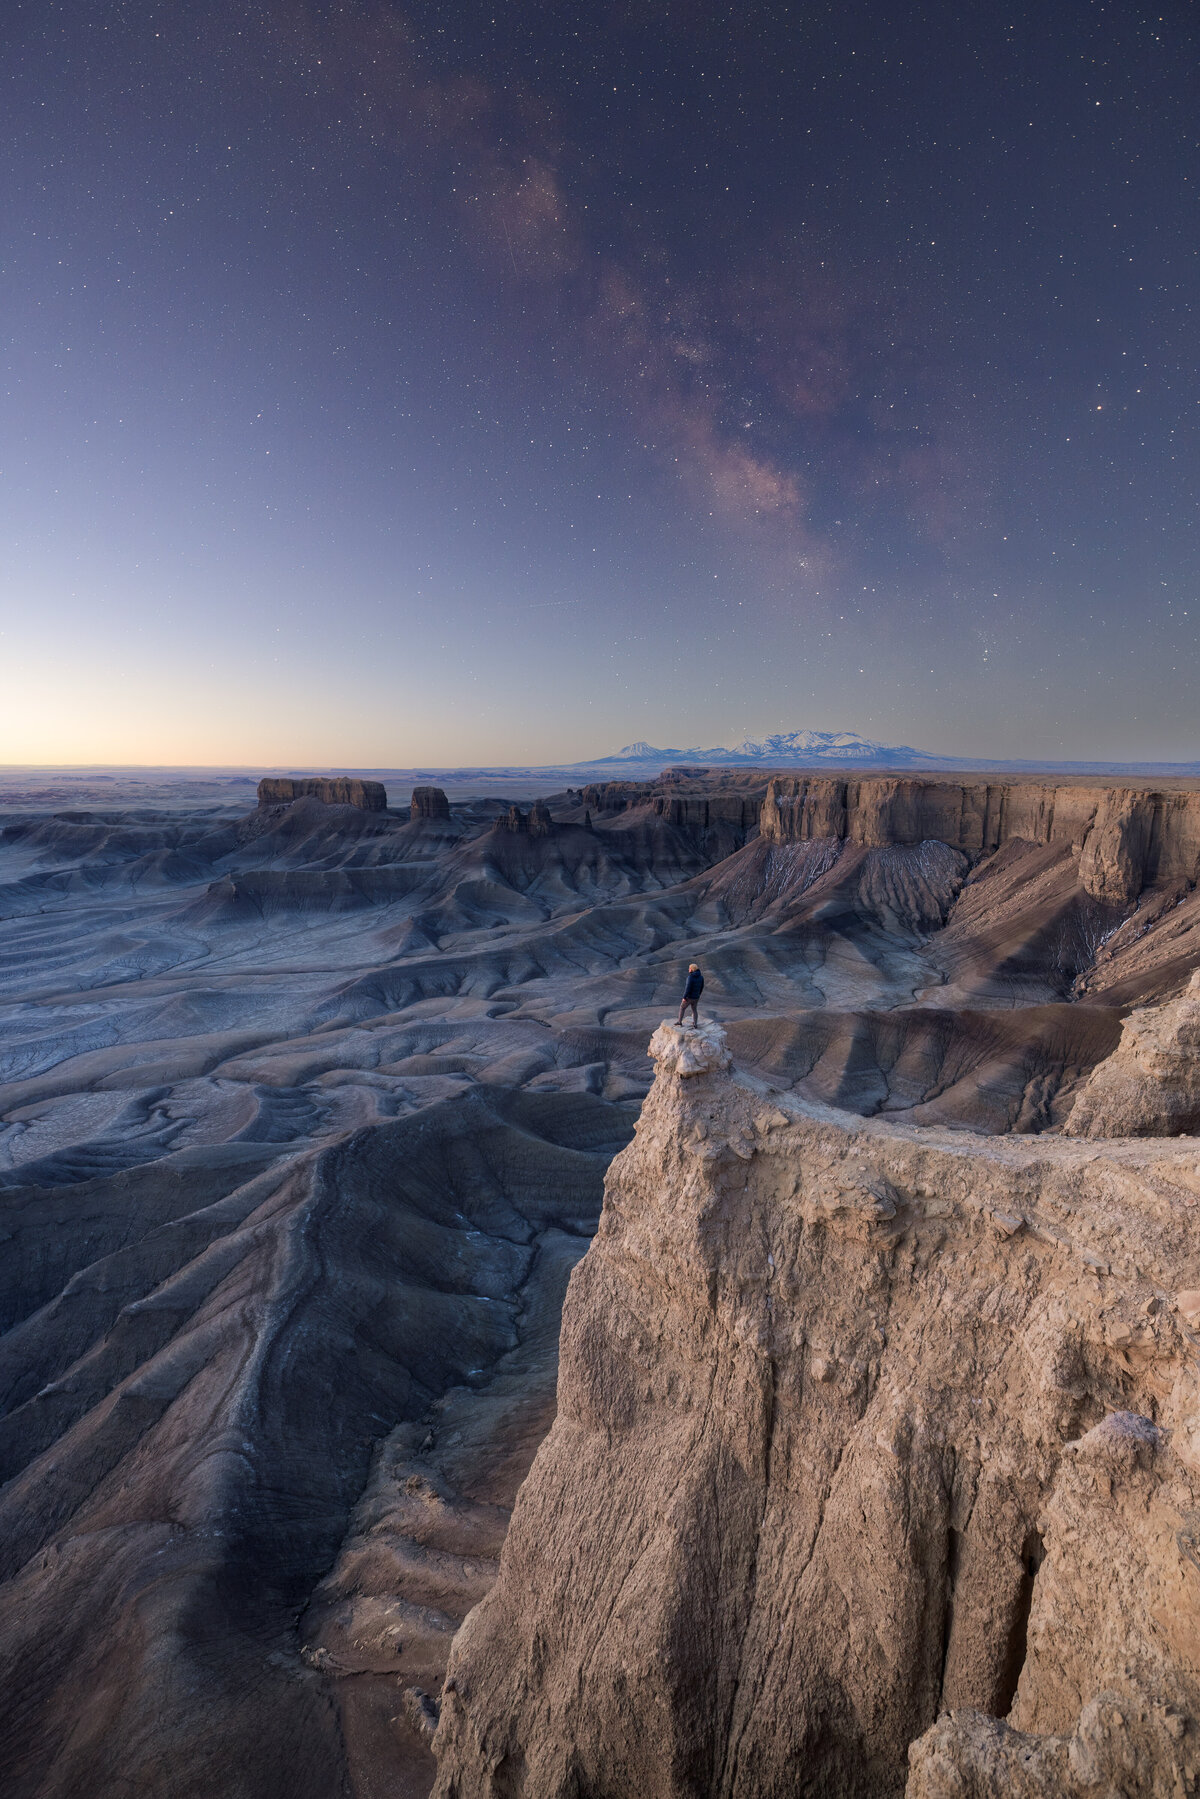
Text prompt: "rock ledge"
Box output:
[[646, 1019, 732, 1077], [257, 776, 387, 811], [1065, 968, 1200, 1137]]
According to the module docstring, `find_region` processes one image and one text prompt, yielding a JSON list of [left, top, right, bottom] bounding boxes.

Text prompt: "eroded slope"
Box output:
[[2, 771, 1199, 1797], [432, 1025, 1200, 1798]]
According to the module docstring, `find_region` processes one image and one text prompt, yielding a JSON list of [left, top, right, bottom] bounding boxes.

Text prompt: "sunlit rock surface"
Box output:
[[432, 1024, 1200, 1799], [257, 777, 389, 810], [646, 1019, 733, 1077], [1065, 968, 1200, 1138]]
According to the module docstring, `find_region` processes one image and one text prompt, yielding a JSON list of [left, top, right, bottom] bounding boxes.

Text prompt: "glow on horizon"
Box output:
[[3, 2, 1197, 770]]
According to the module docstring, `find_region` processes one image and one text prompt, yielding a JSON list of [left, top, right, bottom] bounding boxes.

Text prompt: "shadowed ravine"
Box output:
[[2, 770, 1199, 1797]]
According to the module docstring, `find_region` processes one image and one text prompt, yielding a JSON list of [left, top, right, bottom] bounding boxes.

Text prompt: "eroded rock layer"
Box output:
[[760, 776, 1200, 907], [0, 1088, 630, 1799], [2, 770, 1200, 1797], [432, 1024, 1200, 1799], [257, 777, 389, 810], [1065, 969, 1200, 1140]]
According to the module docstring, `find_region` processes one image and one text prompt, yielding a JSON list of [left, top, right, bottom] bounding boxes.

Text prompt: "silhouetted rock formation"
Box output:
[[580, 781, 643, 813], [497, 801, 554, 835], [411, 786, 451, 820], [257, 777, 388, 811], [432, 1023, 1200, 1799]]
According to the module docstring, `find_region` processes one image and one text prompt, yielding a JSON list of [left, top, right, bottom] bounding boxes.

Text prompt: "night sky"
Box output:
[[3, 1, 1197, 766]]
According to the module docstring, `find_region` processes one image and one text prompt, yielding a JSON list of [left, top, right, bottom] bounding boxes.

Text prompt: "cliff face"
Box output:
[[432, 1025, 1200, 1798], [579, 784, 759, 837], [500, 802, 555, 836], [1064, 970, 1200, 1139], [257, 776, 388, 811], [651, 794, 760, 835], [760, 777, 1200, 906], [411, 785, 452, 820]]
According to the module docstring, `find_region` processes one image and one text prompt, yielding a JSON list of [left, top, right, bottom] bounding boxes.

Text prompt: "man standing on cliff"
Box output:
[[678, 963, 704, 1028]]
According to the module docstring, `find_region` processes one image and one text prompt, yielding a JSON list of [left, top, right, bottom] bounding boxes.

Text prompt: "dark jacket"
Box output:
[[683, 968, 704, 1001]]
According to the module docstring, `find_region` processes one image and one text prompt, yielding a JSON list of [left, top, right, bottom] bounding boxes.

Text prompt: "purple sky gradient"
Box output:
[[2, 0, 1197, 764]]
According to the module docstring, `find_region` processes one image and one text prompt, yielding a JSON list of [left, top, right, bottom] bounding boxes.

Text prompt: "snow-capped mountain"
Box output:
[[723, 731, 923, 764], [603, 731, 929, 768]]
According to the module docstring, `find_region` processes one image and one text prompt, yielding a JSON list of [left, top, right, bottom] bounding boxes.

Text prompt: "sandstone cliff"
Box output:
[[1065, 970, 1200, 1140], [257, 776, 388, 811], [412, 786, 452, 820], [432, 1024, 1200, 1798], [760, 776, 1200, 906]]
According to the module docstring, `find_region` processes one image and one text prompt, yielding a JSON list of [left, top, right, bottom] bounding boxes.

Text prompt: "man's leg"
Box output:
[[677, 1000, 687, 1025], [687, 999, 699, 1027]]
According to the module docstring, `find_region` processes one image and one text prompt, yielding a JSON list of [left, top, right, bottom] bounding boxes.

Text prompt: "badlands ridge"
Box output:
[[0, 768, 1198, 1797]]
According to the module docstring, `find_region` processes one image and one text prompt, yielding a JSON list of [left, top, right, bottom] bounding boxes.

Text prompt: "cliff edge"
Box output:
[[432, 1024, 1200, 1797], [256, 776, 388, 810], [759, 775, 1200, 906], [1065, 970, 1200, 1139]]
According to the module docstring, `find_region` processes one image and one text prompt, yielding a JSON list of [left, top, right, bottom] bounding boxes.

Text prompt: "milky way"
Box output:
[[3, 1, 1197, 763]]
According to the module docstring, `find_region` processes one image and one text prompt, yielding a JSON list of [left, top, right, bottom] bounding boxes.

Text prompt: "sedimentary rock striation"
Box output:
[[412, 785, 452, 820], [257, 776, 389, 810], [433, 1022, 1200, 1798], [1065, 969, 1200, 1139], [760, 776, 1200, 906], [3, 770, 1200, 1797]]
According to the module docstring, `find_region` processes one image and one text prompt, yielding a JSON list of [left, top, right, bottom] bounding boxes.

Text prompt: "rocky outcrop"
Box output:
[[1064, 969, 1200, 1138], [1077, 789, 1159, 906], [432, 1024, 1200, 1798], [411, 786, 452, 820], [759, 777, 1200, 905], [497, 801, 554, 836], [908, 1408, 1200, 1795], [579, 784, 760, 837], [581, 781, 646, 814], [257, 777, 388, 811], [6, 768, 1200, 1799], [646, 1018, 731, 1077], [651, 793, 760, 835]]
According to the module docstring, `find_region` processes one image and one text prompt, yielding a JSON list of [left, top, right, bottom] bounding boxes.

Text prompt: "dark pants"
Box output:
[[678, 996, 699, 1027]]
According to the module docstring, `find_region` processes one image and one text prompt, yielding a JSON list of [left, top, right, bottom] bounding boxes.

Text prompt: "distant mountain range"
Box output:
[[315, 732, 1200, 788], [572, 731, 1200, 777], [8, 731, 1198, 815], [602, 731, 926, 768]]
